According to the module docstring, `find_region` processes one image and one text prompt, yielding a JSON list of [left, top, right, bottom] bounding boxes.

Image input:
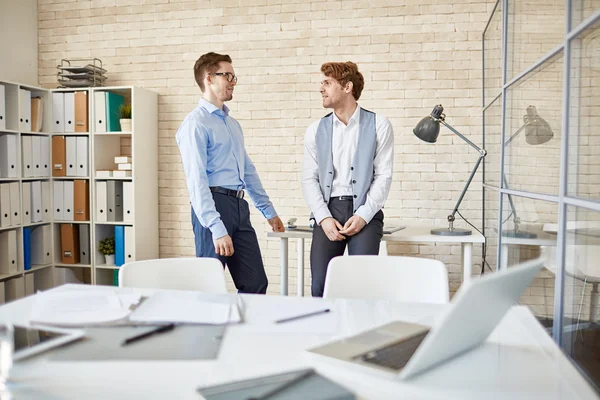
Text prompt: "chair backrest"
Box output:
[[118, 257, 227, 293], [323, 255, 449, 304], [541, 245, 600, 282]]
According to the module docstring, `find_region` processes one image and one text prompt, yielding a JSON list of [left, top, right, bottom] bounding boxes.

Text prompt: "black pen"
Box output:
[[275, 309, 330, 324], [122, 323, 176, 346]]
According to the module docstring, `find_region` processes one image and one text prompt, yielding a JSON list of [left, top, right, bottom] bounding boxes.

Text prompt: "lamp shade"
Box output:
[[524, 105, 553, 145], [413, 105, 445, 143]]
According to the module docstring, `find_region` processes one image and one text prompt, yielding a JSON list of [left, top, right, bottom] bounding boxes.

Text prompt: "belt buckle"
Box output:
[[236, 190, 244, 199]]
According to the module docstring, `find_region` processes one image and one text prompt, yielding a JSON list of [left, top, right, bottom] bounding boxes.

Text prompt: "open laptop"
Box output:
[[309, 257, 545, 380]]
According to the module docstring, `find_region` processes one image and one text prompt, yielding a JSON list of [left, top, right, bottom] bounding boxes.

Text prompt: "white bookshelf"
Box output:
[[0, 80, 158, 299]]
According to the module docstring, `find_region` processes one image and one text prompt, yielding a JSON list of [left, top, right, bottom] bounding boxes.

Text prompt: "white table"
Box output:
[[0, 284, 595, 400], [268, 226, 486, 296]]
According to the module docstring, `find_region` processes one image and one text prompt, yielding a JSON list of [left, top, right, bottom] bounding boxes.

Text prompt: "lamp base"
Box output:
[[431, 227, 472, 236], [502, 230, 537, 239]]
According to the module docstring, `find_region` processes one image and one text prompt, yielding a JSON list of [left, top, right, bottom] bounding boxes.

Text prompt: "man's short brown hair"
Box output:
[[194, 52, 232, 92], [320, 61, 364, 100]]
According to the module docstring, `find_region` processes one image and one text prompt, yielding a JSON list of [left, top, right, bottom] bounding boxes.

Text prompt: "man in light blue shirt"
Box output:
[[176, 52, 284, 294]]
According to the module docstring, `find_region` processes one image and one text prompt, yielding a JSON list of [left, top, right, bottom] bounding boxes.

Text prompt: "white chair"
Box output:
[[118, 257, 228, 293], [323, 255, 450, 304]]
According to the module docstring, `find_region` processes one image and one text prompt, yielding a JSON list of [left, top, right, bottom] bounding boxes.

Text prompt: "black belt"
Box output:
[[331, 195, 354, 201], [210, 186, 244, 199]]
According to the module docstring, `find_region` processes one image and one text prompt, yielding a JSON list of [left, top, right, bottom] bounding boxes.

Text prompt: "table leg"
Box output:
[[501, 244, 508, 270], [462, 243, 472, 284], [280, 237, 288, 296], [297, 238, 304, 297]]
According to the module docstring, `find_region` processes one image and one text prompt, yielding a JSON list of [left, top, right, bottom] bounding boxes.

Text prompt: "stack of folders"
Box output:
[[0, 182, 21, 227], [58, 224, 90, 265], [21, 135, 51, 178], [197, 369, 356, 400], [52, 180, 89, 222], [57, 63, 107, 88], [52, 92, 89, 133], [95, 181, 133, 223], [96, 156, 132, 178], [52, 136, 89, 177], [94, 91, 124, 133], [17, 89, 39, 132], [22, 225, 53, 270]]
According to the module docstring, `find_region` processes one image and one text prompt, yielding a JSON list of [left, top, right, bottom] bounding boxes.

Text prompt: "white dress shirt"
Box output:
[[302, 104, 394, 224]]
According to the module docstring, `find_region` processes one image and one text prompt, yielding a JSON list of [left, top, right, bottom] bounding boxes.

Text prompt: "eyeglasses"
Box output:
[[212, 72, 238, 84]]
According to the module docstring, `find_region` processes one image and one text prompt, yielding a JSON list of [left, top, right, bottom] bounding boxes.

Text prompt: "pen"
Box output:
[[248, 370, 314, 400], [121, 323, 176, 346], [275, 309, 330, 324]]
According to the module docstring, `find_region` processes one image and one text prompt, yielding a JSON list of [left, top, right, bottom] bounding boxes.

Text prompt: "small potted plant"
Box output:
[[119, 104, 132, 132], [98, 236, 115, 265]]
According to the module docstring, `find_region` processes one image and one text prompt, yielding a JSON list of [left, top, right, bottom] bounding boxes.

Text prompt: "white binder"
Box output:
[[0, 84, 5, 131], [9, 182, 19, 226], [30, 225, 51, 265], [96, 181, 107, 222], [123, 181, 134, 223], [52, 92, 65, 133], [65, 136, 77, 176], [0, 134, 17, 178], [5, 276, 24, 301], [21, 135, 33, 178], [25, 274, 34, 296], [94, 91, 106, 133], [76, 136, 88, 177], [53, 181, 64, 221], [0, 230, 17, 274], [64, 92, 75, 133], [41, 136, 50, 177], [22, 182, 31, 224], [0, 184, 9, 228], [41, 181, 51, 222], [31, 181, 42, 223], [32, 136, 41, 177], [63, 180, 74, 221], [125, 226, 135, 263], [20, 89, 31, 132]]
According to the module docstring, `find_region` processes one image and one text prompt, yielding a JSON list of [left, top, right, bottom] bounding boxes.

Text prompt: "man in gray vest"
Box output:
[[302, 61, 395, 297]]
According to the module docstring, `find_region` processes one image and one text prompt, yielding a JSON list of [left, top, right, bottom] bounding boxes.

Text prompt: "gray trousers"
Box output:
[[310, 197, 384, 297]]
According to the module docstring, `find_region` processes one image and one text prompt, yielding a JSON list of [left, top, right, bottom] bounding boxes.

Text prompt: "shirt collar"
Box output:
[[332, 103, 361, 126], [198, 98, 230, 117]]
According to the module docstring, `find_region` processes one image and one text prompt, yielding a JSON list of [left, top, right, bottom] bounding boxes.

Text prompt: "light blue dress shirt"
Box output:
[[176, 98, 277, 239]]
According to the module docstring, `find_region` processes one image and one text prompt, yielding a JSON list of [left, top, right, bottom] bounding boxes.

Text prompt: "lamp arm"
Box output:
[[502, 174, 520, 231], [449, 154, 485, 223], [439, 120, 485, 156], [503, 122, 527, 147]]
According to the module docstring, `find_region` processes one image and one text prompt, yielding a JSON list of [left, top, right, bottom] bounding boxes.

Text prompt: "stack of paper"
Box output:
[[113, 156, 132, 178]]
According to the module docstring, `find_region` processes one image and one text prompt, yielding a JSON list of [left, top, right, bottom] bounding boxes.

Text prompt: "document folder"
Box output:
[[0, 184, 9, 228], [52, 136, 66, 177], [64, 92, 75, 133], [0, 84, 5, 131], [105, 92, 124, 132], [73, 180, 89, 221], [9, 182, 19, 226], [78, 224, 90, 265], [94, 92, 106, 133], [74, 91, 88, 132], [60, 224, 80, 264], [52, 92, 65, 133]]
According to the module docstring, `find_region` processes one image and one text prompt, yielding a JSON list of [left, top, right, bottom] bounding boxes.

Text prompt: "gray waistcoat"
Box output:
[[315, 108, 377, 213]]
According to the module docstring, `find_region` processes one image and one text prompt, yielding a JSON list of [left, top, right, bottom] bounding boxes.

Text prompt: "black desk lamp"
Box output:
[[413, 105, 487, 236], [502, 105, 554, 239]]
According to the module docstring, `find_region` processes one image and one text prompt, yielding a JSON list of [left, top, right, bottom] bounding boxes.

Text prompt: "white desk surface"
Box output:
[[268, 225, 485, 244], [0, 284, 596, 400]]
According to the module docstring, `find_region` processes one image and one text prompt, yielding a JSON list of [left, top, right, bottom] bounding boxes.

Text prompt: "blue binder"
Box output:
[[114, 226, 125, 266], [23, 227, 31, 271], [105, 92, 125, 132]]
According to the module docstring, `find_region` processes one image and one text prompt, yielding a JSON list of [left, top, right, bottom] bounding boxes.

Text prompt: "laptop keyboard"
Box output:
[[356, 331, 429, 371]]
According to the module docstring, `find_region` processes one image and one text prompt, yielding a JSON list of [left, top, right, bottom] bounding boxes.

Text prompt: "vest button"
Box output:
[[351, 167, 354, 171], [352, 180, 356, 184], [353, 195, 357, 198]]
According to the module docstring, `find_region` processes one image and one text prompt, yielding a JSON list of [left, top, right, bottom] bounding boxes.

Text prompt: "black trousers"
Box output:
[[310, 197, 384, 297], [191, 193, 268, 294]]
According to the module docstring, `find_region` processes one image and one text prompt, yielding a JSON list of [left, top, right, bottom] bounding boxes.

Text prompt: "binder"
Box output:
[[0, 282, 5, 304], [25, 274, 34, 296], [65, 136, 77, 176], [53, 181, 64, 220], [94, 91, 106, 133], [105, 92, 124, 132], [20, 89, 31, 132], [79, 224, 90, 265], [52, 92, 65, 133], [63, 180, 74, 221], [31, 181, 42, 223], [22, 135, 32, 178], [73, 180, 89, 221], [123, 181, 133, 223], [30, 97, 43, 132], [9, 182, 19, 226], [52, 136, 66, 177], [41, 136, 50, 176], [0, 84, 5, 130], [106, 180, 123, 221], [115, 225, 125, 266], [0, 230, 17, 274], [0, 134, 18, 178], [32, 136, 41, 177], [41, 181, 51, 222], [124, 226, 134, 263], [23, 227, 31, 271], [96, 181, 107, 222], [76, 136, 88, 177], [60, 224, 80, 264], [64, 92, 75, 133], [22, 182, 31, 224], [30, 225, 51, 265], [74, 91, 88, 132], [5, 277, 24, 302], [0, 184, 9, 227]]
